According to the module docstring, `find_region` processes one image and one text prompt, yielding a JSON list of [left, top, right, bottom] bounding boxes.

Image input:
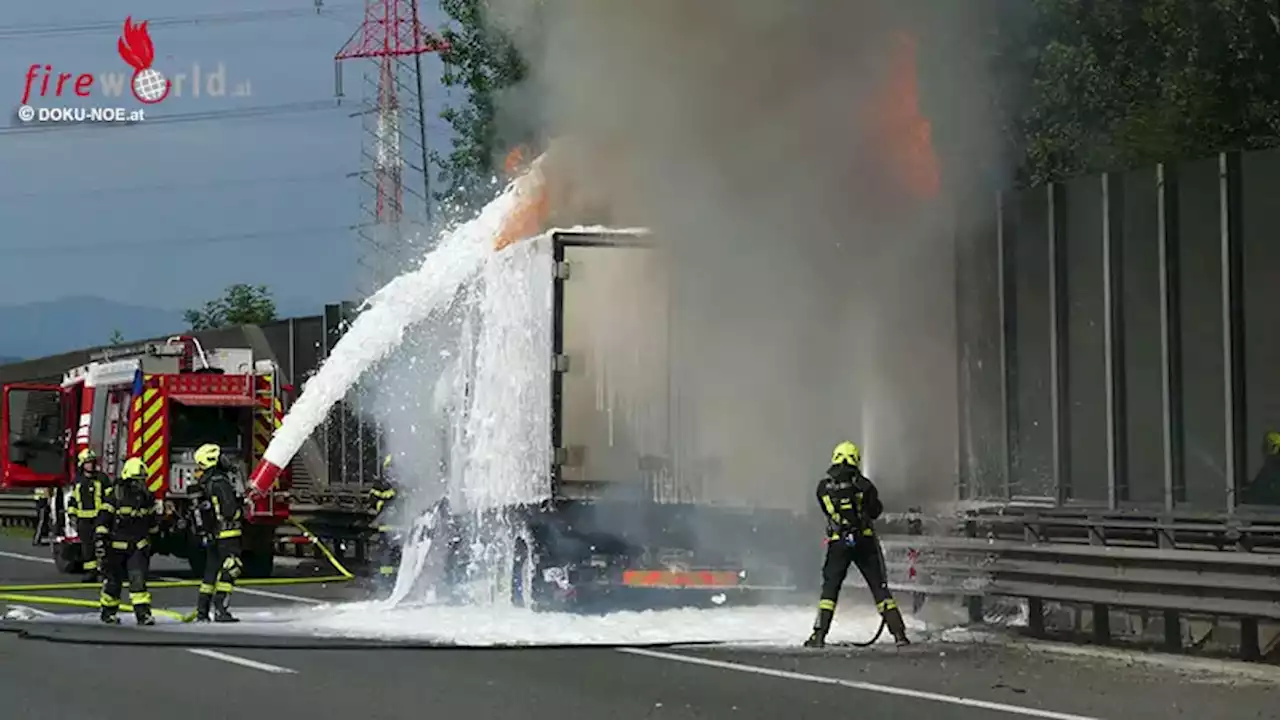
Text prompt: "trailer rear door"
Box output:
[[552, 232, 675, 500]]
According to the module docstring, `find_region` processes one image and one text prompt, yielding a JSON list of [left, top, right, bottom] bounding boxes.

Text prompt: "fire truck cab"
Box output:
[[0, 336, 290, 577]]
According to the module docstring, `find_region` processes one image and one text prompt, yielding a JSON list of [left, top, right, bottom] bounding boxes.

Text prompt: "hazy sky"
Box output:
[[0, 0, 454, 311]]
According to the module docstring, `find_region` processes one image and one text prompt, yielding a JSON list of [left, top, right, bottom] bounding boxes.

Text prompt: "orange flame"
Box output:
[[493, 178, 550, 251], [503, 145, 530, 178], [875, 33, 940, 200]]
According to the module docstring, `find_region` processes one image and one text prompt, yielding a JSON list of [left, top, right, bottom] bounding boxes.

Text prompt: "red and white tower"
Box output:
[[336, 0, 447, 288]]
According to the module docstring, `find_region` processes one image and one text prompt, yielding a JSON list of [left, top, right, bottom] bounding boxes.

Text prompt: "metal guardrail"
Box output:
[[885, 535, 1280, 615], [881, 531, 1280, 660], [960, 503, 1280, 550], [0, 491, 37, 527]]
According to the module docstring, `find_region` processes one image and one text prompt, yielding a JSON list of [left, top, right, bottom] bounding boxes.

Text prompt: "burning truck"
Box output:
[[247, 32, 940, 609]]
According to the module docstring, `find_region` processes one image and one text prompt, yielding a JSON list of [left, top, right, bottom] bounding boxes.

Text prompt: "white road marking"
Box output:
[[0, 549, 54, 564], [619, 648, 1106, 720], [231, 586, 325, 604], [186, 648, 297, 674]]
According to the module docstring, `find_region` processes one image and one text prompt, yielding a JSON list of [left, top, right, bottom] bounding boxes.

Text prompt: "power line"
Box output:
[[0, 171, 352, 201], [0, 99, 345, 135], [0, 5, 364, 40], [2, 225, 352, 255]]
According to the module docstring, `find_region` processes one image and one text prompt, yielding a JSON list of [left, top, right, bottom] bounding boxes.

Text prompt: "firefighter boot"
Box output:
[[135, 605, 155, 626], [212, 593, 239, 623], [884, 606, 910, 646], [100, 607, 120, 625], [805, 605, 835, 648], [195, 594, 213, 622]]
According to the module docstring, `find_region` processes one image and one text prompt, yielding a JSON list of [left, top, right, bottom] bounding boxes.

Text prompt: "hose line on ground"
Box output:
[[0, 592, 187, 621], [0, 519, 353, 621], [845, 617, 887, 647]]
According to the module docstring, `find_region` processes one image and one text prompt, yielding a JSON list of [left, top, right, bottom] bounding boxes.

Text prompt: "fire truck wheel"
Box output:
[[53, 541, 83, 575], [241, 549, 274, 579], [187, 549, 207, 579]]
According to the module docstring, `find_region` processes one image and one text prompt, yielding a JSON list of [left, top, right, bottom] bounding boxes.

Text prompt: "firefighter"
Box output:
[[191, 444, 244, 623], [32, 487, 52, 547], [68, 449, 109, 579], [804, 441, 910, 648], [96, 457, 157, 625], [187, 452, 217, 614], [369, 455, 401, 583], [1241, 431, 1280, 506]]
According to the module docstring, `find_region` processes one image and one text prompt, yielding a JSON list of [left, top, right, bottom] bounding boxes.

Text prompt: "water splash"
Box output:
[[378, 235, 553, 608], [262, 181, 526, 471]]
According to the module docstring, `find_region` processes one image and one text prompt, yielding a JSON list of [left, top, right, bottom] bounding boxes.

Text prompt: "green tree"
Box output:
[[434, 0, 531, 211], [108, 329, 125, 346], [998, 0, 1280, 185], [184, 284, 277, 331]]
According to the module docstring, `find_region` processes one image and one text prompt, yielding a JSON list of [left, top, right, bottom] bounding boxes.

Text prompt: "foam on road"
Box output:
[[284, 601, 901, 646]]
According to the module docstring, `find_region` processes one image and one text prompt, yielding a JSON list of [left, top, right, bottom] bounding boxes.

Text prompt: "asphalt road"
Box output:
[[1, 531, 1276, 720]]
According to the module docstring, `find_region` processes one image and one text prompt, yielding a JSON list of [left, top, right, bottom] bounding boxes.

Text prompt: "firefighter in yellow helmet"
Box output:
[[805, 441, 909, 648], [96, 457, 157, 625], [191, 443, 243, 622], [68, 448, 109, 580], [1241, 431, 1280, 506], [369, 454, 401, 584]]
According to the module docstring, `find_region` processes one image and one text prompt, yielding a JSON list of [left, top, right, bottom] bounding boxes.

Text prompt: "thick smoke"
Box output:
[[482, 0, 1002, 513]]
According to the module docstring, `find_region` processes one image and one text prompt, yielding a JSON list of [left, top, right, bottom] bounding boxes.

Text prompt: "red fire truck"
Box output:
[[1, 337, 291, 577]]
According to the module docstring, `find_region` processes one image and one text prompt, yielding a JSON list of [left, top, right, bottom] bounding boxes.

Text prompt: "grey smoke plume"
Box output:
[[483, 0, 1004, 512]]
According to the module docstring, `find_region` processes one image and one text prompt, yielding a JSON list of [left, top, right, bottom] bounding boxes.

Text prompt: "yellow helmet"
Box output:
[[77, 448, 98, 466], [194, 444, 221, 470], [1266, 431, 1280, 455], [120, 457, 146, 481], [831, 441, 861, 467]]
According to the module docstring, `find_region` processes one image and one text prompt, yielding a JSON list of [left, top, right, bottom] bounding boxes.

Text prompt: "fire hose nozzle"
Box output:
[[249, 459, 284, 496]]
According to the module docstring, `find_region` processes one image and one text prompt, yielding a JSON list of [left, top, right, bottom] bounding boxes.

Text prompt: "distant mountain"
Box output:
[[0, 295, 327, 359], [0, 356, 21, 366], [0, 296, 185, 359]]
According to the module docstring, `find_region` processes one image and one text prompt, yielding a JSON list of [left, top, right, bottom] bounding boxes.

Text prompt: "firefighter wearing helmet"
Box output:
[[96, 457, 157, 625], [1241, 431, 1280, 506], [805, 441, 909, 648], [191, 443, 243, 622], [369, 454, 402, 584], [68, 448, 109, 580]]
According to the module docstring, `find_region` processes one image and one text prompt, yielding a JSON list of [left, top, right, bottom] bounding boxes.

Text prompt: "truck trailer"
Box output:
[[503, 229, 819, 611]]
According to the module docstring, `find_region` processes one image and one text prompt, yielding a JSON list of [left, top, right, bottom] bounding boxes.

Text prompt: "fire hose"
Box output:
[[0, 519, 353, 623]]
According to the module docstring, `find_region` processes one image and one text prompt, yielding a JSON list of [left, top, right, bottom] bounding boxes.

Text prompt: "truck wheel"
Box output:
[[187, 548, 208, 579], [52, 541, 83, 575], [511, 537, 530, 607], [240, 525, 276, 579], [241, 549, 274, 579]]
